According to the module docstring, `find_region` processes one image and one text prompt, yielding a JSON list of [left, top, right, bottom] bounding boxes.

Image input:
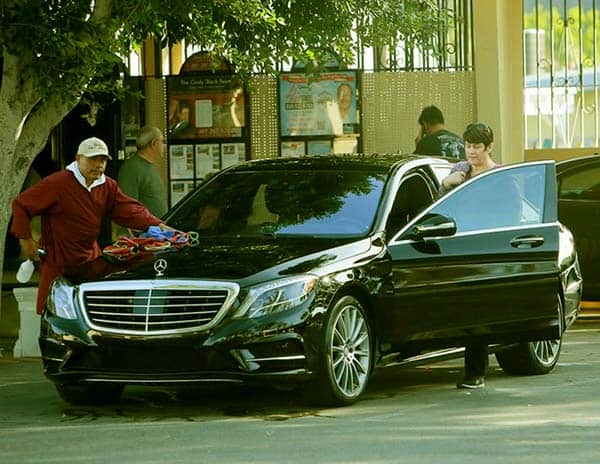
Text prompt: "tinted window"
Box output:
[[431, 165, 546, 232], [168, 170, 386, 237], [559, 165, 600, 201], [386, 174, 434, 236]]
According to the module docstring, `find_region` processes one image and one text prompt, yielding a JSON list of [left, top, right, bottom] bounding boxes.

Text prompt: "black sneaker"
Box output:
[[456, 377, 485, 389]]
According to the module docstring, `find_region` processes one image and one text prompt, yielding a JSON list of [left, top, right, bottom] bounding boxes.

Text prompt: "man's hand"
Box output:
[[19, 238, 40, 262]]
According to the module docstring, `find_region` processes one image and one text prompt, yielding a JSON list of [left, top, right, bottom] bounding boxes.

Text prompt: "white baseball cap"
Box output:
[[77, 137, 112, 159]]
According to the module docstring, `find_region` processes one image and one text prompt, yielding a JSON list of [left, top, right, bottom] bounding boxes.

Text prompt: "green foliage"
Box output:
[[1, 0, 451, 103], [1, 0, 124, 104]]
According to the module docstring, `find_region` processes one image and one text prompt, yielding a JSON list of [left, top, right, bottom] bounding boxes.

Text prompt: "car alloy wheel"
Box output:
[[495, 294, 564, 375], [318, 295, 373, 405], [529, 338, 561, 368]]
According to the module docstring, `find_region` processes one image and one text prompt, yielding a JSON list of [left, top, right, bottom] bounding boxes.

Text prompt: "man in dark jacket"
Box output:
[[414, 105, 465, 159]]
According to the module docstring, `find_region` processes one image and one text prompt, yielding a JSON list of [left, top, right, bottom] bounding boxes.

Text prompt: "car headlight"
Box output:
[[46, 278, 78, 319], [234, 276, 317, 319]]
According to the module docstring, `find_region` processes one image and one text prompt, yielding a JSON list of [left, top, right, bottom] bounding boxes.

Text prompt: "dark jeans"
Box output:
[[464, 341, 489, 378]]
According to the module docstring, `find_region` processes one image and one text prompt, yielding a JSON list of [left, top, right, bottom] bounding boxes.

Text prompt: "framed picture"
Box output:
[[195, 144, 221, 180], [169, 180, 196, 207], [169, 144, 195, 179], [281, 141, 306, 157], [279, 71, 358, 137], [167, 75, 245, 139], [307, 140, 332, 155], [333, 136, 359, 154], [221, 143, 246, 168]]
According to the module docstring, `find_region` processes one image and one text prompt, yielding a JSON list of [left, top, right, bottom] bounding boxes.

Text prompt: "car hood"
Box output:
[[98, 236, 373, 285]]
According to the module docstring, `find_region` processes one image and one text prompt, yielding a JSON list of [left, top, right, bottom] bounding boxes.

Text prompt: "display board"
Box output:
[[278, 70, 360, 156], [166, 73, 249, 207], [168, 75, 245, 140], [166, 142, 246, 207]]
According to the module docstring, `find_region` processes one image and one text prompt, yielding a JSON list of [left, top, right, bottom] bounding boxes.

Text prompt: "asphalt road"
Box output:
[[1, 318, 600, 464]]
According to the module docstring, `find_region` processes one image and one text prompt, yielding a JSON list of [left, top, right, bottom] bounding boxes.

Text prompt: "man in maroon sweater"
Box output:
[[11, 137, 169, 314]]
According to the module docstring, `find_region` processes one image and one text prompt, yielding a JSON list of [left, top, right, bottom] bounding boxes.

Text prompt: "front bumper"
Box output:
[[39, 310, 316, 387]]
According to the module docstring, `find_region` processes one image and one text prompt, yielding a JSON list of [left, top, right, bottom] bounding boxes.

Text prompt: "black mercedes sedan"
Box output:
[[40, 155, 582, 406], [556, 154, 600, 300]]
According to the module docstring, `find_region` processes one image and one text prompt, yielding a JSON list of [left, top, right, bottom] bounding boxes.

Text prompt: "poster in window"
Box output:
[[195, 144, 221, 180], [279, 71, 357, 137], [167, 75, 245, 139], [169, 144, 195, 179], [195, 100, 214, 128], [221, 143, 246, 168], [170, 181, 196, 207], [307, 140, 332, 155], [281, 141, 306, 157], [333, 136, 358, 154]]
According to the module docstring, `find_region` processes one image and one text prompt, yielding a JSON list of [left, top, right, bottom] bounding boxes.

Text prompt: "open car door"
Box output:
[[381, 161, 561, 346]]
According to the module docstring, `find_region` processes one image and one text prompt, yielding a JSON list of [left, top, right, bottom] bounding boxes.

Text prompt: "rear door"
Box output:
[[379, 161, 560, 345], [557, 158, 600, 298]]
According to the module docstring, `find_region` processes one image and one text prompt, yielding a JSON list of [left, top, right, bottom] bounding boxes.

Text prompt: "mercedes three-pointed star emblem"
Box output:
[[153, 258, 168, 277]]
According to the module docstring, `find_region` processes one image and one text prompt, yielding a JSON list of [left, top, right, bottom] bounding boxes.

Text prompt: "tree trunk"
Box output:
[[0, 130, 30, 319], [0, 49, 76, 317]]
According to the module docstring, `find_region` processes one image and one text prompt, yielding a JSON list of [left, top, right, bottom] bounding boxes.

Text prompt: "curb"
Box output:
[[579, 301, 600, 320]]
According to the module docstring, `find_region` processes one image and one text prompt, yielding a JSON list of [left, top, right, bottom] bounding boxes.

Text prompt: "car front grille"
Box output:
[[79, 280, 239, 335]]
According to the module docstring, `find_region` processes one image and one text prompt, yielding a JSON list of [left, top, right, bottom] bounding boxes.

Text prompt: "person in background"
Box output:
[[439, 122, 499, 389], [11, 137, 171, 315], [414, 105, 465, 159], [118, 126, 168, 218]]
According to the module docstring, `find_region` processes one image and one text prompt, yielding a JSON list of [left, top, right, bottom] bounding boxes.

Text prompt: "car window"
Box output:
[[386, 173, 435, 236], [558, 165, 600, 201], [430, 165, 546, 233], [168, 169, 387, 238]]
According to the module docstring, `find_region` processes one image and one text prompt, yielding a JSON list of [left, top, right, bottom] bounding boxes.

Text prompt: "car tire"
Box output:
[[308, 295, 373, 406], [495, 338, 562, 375], [55, 383, 124, 405], [495, 295, 564, 375]]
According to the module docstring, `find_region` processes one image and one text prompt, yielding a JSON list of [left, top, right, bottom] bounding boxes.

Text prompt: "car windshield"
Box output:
[[167, 169, 387, 238]]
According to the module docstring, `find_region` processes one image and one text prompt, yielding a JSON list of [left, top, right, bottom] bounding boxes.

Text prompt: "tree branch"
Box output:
[[13, 94, 75, 172], [92, 0, 114, 21], [0, 48, 42, 131], [0, 46, 20, 100]]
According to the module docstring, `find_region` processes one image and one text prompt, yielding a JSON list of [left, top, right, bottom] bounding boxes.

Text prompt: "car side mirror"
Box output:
[[405, 214, 457, 241]]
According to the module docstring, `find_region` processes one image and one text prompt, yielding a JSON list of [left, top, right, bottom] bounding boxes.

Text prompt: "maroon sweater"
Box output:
[[11, 170, 162, 313]]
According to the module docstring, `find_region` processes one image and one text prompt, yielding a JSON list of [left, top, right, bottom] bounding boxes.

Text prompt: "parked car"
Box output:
[[39, 155, 582, 406], [556, 154, 600, 300]]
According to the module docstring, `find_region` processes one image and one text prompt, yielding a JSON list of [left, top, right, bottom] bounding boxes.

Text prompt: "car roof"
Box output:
[[556, 153, 600, 174], [226, 153, 439, 174]]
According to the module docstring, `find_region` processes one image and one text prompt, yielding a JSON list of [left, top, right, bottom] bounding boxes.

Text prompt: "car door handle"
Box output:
[[510, 235, 545, 248]]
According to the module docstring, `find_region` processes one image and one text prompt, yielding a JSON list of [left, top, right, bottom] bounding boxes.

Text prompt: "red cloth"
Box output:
[[11, 170, 162, 313]]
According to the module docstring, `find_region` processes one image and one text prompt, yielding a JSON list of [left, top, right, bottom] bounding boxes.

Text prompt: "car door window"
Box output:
[[431, 165, 546, 233], [386, 173, 435, 236], [559, 165, 600, 201]]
